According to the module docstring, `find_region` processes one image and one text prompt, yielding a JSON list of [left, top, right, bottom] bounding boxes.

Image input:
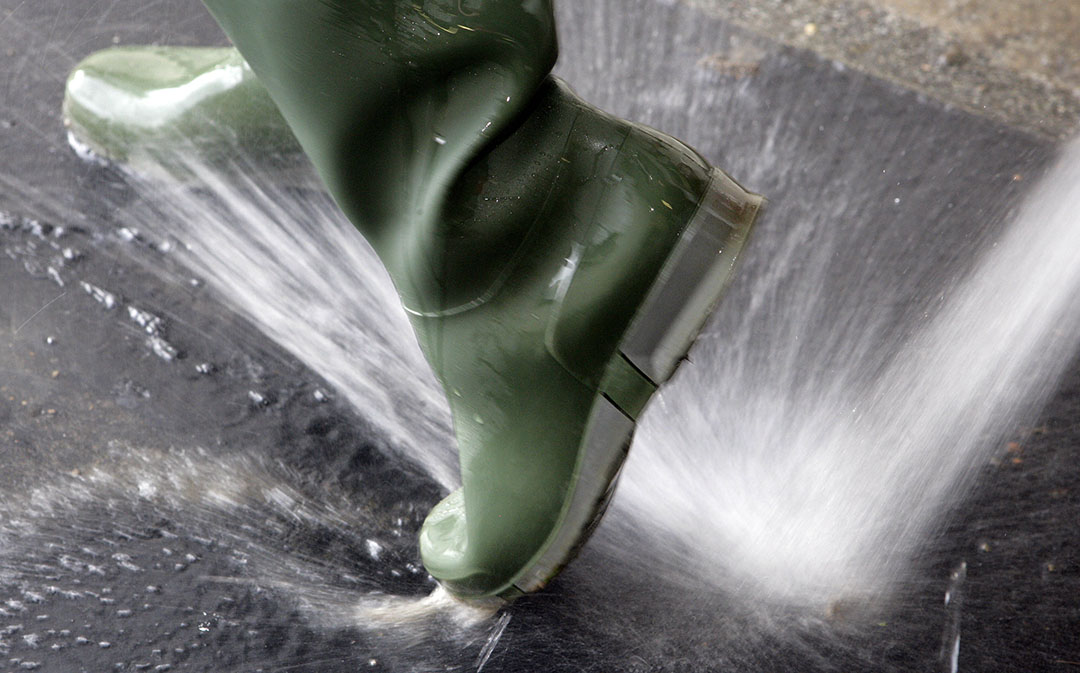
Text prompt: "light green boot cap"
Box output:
[[63, 46, 302, 171]]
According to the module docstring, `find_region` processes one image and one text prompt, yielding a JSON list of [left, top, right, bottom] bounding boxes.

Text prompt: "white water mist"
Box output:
[[111, 152, 459, 490], [622, 140, 1080, 603], [77, 129, 1080, 609]]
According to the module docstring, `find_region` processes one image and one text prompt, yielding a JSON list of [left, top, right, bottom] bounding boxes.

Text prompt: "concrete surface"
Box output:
[[688, 0, 1080, 139]]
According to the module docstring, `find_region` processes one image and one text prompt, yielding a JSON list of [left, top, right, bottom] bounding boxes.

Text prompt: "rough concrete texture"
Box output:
[[687, 0, 1080, 140]]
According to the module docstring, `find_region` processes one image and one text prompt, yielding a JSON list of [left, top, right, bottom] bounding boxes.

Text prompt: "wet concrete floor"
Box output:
[[1, 0, 1079, 671]]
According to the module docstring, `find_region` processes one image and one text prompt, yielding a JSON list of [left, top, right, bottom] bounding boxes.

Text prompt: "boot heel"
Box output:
[[621, 167, 765, 386]]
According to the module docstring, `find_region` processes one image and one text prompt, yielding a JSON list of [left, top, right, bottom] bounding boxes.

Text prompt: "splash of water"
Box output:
[[0, 441, 509, 669], [622, 139, 1080, 603], [87, 134, 1080, 613], [106, 149, 459, 491]]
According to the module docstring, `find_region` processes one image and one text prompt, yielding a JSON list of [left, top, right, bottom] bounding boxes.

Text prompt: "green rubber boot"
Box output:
[[63, 0, 764, 601]]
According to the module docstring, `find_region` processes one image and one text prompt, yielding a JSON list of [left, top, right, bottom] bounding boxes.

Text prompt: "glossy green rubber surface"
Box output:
[[62, 0, 764, 600], [201, 0, 559, 316]]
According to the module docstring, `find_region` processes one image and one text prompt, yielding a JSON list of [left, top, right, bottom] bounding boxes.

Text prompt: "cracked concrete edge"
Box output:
[[683, 0, 1080, 141]]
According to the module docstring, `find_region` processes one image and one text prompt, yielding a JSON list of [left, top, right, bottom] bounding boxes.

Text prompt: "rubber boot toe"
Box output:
[[63, 46, 303, 176]]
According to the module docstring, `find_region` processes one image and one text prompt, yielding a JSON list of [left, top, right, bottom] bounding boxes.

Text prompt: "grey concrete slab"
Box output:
[[0, 1, 1076, 672]]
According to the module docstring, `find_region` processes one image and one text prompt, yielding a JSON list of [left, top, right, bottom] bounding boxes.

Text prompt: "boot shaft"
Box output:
[[202, 0, 558, 270]]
